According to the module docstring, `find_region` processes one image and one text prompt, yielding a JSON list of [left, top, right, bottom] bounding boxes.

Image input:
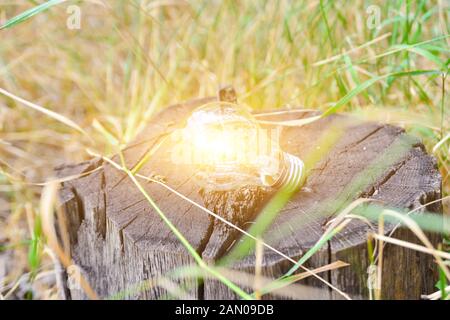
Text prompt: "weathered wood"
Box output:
[[57, 97, 442, 300]]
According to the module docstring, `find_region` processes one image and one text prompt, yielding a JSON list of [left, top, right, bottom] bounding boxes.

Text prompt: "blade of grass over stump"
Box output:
[[264, 202, 450, 297], [322, 70, 443, 117], [344, 35, 450, 67], [94, 150, 350, 299], [272, 134, 417, 242], [390, 45, 448, 70], [255, 261, 349, 297], [40, 181, 98, 300], [214, 123, 352, 299], [119, 152, 252, 300], [300, 36, 449, 102], [260, 200, 370, 296], [358, 205, 450, 235], [1, 0, 448, 301], [0, 0, 67, 30]]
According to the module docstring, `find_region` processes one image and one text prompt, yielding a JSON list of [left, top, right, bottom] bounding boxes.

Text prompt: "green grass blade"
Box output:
[[322, 70, 442, 117], [218, 189, 294, 266], [0, 87, 89, 138], [0, 0, 67, 30], [123, 163, 252, 300], [437, 267, 448, 300]]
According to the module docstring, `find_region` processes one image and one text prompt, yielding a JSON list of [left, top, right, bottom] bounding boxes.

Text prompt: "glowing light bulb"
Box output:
[[179, 91, 305, 192]]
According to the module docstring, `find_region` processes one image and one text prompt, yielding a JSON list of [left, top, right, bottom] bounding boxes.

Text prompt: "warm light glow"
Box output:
[[176, 102, 283, 190]]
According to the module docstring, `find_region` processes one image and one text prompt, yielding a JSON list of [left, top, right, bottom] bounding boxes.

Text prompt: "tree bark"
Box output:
[[57, 97, 442, 300]]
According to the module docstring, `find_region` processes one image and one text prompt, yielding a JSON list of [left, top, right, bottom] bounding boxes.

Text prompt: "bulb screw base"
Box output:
[[272, 152, 305, 193]]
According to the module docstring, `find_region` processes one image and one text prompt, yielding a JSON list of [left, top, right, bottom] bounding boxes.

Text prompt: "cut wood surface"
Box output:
[[57, 96, 442, 300]]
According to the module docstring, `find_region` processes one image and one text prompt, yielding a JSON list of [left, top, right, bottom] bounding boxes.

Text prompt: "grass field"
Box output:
[[0, 0, 448, 300]]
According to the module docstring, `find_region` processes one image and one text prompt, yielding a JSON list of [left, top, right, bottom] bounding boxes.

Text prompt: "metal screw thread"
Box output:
[[272, 152, 305, 193]]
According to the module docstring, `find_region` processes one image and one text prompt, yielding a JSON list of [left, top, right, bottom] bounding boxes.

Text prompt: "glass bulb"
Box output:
[[179, 102, 304, 192]]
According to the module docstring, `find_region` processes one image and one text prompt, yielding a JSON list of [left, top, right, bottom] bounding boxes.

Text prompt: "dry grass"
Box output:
[[0, 0, 448, 299]]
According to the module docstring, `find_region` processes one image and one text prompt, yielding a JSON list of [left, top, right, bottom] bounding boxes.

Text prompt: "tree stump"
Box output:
[[56, 96, 442, 300]]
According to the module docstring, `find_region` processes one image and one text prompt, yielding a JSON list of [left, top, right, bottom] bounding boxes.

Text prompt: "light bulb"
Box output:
[[179, 101, 305, 192]]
